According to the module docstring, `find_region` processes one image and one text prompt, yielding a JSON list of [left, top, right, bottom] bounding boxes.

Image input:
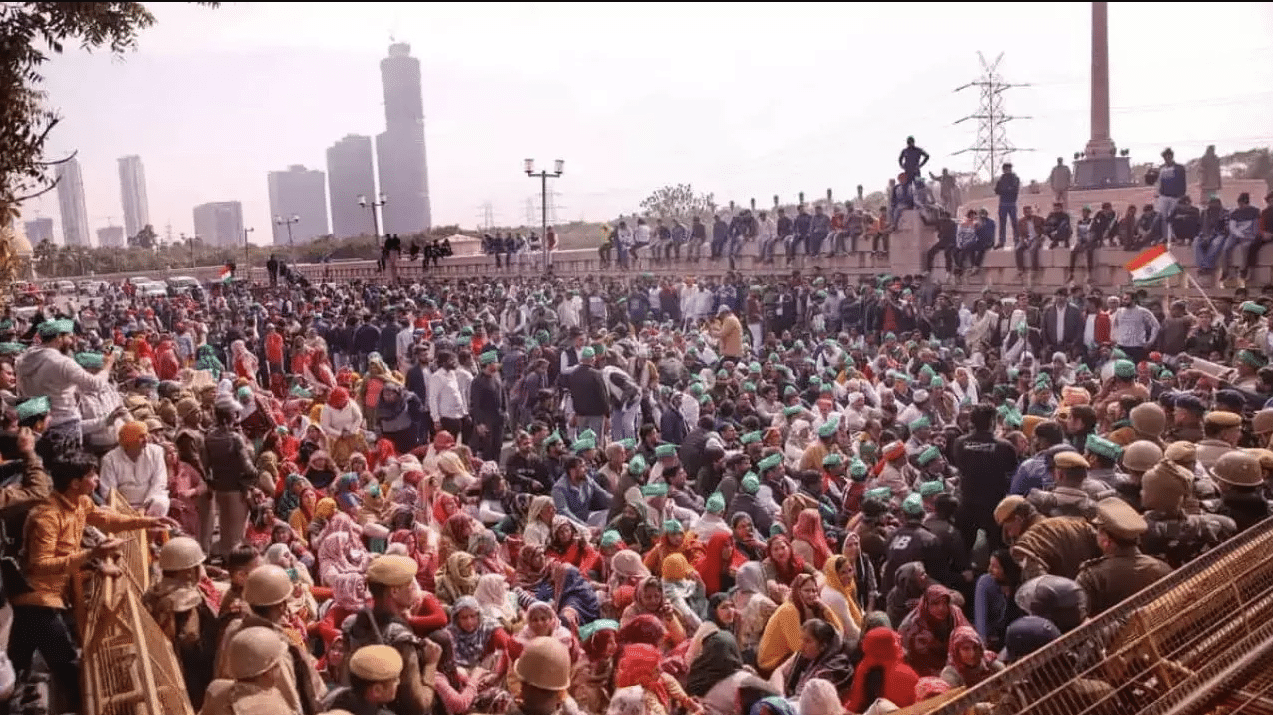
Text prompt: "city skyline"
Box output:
[[117, 155, 151, 239], [326, 134, 378, 239], [54, 157, 90, 246], [266, 164, 329, 246], [17, 3, 1273, 243], [192, 200, 246, 248]]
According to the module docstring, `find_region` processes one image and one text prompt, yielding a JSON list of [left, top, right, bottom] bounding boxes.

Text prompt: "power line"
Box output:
[[951, 51, 1034, 181], [476, 201, 495, 230]]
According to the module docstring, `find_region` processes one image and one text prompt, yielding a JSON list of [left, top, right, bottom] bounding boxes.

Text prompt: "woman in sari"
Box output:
[[619, 575, 688, 647], [263, 542, 318, 626], [522, 494, 556, 549], [756, 573, 843, 676], [307, 497, 338, 547], [546, 516, 602, 580], [474, 573, 518, 631], [642, 519, 705, 576], [440, 512, 477, 564], [940, 625, 1004, 688], [435, 551, 480, 606], [761, 534, 815, 593], [304, 450, 338, 491], [697, 531, 744, 597], [821, 555, 865, 642], [320, 386, 365, 468], [732, 512, 767, 562], [779, 618, 855, 702], [847, 628, 919, 712], [516, 545, 600, 627], [662, 554, 707, 633], [608, 549, 651, 616], [427, 630, 514, 715], [447, 596, 513, 674], [469, 529, 517, 580], [274, 473, 307, 521], [288, 488, 319, 545], [615, 642, 703, 715], [897, 584, 969, 677], [790, 508, 833, 570], [572, 619, 619, 714], [516, 601, 579, 661]]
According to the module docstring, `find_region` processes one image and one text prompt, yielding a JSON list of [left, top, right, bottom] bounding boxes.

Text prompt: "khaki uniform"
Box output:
[[216, 615, 324, 715], [199, 680, 299, 715], [344, 608, 438, 715], [1076, 544, 1173, 614], [1027, 487, 1098, 520], [1195, 439, 1235, 471], [1142, 511, 1238, 567], [1011, 516, 1102, 581], [1165, 425, 1204, 444], [143, 579, 219, 709]]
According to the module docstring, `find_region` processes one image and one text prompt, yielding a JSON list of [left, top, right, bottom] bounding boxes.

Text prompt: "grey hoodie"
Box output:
[[15, 345, 111, 426]]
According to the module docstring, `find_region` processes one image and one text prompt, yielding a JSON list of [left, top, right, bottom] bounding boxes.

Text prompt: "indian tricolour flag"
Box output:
[[218, 266, 233, 283], [1126, 245, 1182, 285]]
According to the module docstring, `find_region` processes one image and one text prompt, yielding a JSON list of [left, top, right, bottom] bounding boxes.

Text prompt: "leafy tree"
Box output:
[[130, 223, 157, 249], [639, 183, 717, 220]]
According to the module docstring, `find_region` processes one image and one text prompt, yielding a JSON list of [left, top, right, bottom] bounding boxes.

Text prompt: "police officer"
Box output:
[[1076, 498, 1172, 615], [1165, 394, 1206, 443], [1027, 452, 1107, 519], [1113, 440, 1163, 512], [216, 565, 325, 715], [1107, 402, 1168, 448], [1140, 460, 1237, 567], [1163, 440, 1219, 513], [1253, 409, 1273, 450], [881, 493, 948, 591], [1211, 451, 1272, 532], [324, 645, 403, 715], [344, 555, 443, 715], [143, 536, 219, 709], [1196, 411, 1242, 470], [201, 626, 301, 715], [996, 495, 1101, 580], [510, 637, 573, 715]]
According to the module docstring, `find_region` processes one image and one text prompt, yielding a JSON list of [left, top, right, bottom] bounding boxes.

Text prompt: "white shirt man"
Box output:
[[100, 440, 170, 517]]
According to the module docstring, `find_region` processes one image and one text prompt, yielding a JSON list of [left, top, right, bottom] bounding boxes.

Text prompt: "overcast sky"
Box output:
[[20, 1, 1273, 245]]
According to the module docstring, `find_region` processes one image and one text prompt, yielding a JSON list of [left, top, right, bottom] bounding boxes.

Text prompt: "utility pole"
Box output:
[[477, 202, 495, 230], [952, 52, 1034, 182], [358, 193, 387, 248], [275, 215, 300, 264], [524, 159, 564, 272], [525, 197, 537, 225], [243, 226, 254, 278]]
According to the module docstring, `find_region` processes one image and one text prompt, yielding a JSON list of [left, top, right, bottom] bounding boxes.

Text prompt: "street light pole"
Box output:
[[274, 215, 300, 264], [523, 158, 564, 272], [358, 193, 387, 249], [243, 226, 254, 279]]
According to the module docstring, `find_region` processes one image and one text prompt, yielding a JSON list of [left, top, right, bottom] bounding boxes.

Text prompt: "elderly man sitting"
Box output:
[[99, 420, 170, 517]]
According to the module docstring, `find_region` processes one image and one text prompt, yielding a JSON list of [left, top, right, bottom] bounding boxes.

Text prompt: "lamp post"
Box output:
[[358, 193, 387, 248], [243, 226, 254, 279], [275, 214, 300, 263], [523, 158, 563, 272]]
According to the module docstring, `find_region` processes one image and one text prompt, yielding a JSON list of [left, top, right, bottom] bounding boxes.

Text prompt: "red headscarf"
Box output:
[[328, 387, 350, 410], [615, 644, 669, 709], [847, 628, 919, 712], [792, 508, 832, 570], [696, 531, 743, 596], [766, 534, 806, 586]]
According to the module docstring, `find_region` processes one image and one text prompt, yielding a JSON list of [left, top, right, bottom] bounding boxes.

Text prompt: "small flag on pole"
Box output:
[[218, 266, 233, 283], [1125, 245, 1182, 285]]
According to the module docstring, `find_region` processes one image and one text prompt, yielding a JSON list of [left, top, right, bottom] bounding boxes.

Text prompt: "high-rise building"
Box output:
[[266, 165, 330, 245], [23, 217, 54, 245], [377, 42, 432, 235], [55, 157, 90, 246], [192, 201, 245, 248], [96, 225, 125, 248], [118, 155, 151, 239], [326, 135, 377, 239]]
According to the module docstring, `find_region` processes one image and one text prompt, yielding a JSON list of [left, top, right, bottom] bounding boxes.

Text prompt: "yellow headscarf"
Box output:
[[822, 555, 864, 628], [662, 553, 693, 581], [314, 497, 338, 521]]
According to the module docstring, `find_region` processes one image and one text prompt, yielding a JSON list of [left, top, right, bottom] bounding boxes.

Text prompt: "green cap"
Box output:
[[543, 431, 562, 446], [699, 394, 713, 405], [15, 396, 50, 421], [37, 318, 74, 337], [740, 431, 762, 445], [628, 455, 648, 475], [823, 453, 844, 468], [918, 480, 945, 497], [0, 342, 25, 356], [908, 415, 931, 431], [770, 523, 787, 538], [577, 618, 619, 642], [916, 445, 941, 466], [1085, 434, 1124, 461], [478, 350, 499, 365], [757, 453, 783, 472], [654, 444, 677, 459], [741, 472, 760, 494], [689, 383, 705, 396], [640, 482, 667, 497], [1113, 359, 1136, 379], [902, 493, 925, 516], [571, 437, 596, 453], [748, 362, 762, 373], [1241, 300, 1267, 315], [865, 486, 892, 502], [581, 346, 596, 359], [783, 405, 804, 418], [662, 519, 684, 534], [817, 420, 839, 438], [75, 352, 105, 370], [706, 492, 726, 514], [599, 531, 623, 549], [742, 381, 756, 392], [783, 386, 798, 398], [578, 429, 597, 443], [617, 438, 637, 451], [849, 459, 868, 479], [930, 376, 945, 388]]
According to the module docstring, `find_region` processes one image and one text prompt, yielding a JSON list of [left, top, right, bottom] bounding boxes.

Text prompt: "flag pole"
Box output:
[[1185, 272, 1221, 315]]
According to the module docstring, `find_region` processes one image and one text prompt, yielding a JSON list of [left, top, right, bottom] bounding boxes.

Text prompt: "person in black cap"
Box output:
[[1166, 393, 1205, 443]]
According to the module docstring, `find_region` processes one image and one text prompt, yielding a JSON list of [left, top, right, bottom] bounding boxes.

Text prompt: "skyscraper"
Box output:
[[192, 201, 245, 247], [23, 217, 54, 245], [266, 165, 330, 245], [326, 134, 377, 239], [377, 42, 432, 235], [55, 157, 90, 246], [118, 155, 151, 239]]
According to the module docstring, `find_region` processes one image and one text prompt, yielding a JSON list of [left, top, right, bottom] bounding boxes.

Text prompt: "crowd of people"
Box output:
[[1, 252, 1273, 715]]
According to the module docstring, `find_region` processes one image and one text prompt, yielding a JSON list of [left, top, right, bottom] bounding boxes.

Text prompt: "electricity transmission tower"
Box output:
[[476, 202, 495, 230], [952, 52, 1034, 181]]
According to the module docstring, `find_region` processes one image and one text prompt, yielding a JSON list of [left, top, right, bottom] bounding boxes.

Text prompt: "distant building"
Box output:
[[266, 165, 330, 245], [377, 42, 432, 235], [118, 155, 151, 239], [55, 157, 91, 247], [326, 134, 377, 239], [23, 217, 55, 245], [96, 225, 126, 248], [192, 201, 245, 248]]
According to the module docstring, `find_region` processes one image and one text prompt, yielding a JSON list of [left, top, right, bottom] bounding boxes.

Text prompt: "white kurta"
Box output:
[[99, 442, 170, 517]]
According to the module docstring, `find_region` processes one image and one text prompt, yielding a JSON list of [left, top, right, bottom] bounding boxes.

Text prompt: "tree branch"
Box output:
[[12, 173, 59, 202]]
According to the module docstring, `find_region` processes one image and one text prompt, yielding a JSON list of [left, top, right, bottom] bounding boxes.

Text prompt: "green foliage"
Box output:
[[639, 183, 717, 221], [128, 223, 156, 249]]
